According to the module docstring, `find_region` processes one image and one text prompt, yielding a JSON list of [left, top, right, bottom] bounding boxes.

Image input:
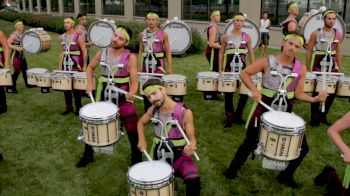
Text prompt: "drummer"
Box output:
[[59, 17, 87, 115], [137, 78, 200, 196], [138, 12, 172, 111], [75, 13, 93, 63], [0, 30, 11, 114], [305, 9, 343, 126], [281, 2, 299, 35], [223, 33, 327, 188], [77, 25, 142, 167], [7, 20, 30, 93], [218, 13, 255, 127]]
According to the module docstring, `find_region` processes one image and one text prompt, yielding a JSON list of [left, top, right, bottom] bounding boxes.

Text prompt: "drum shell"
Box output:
[[218, 76, 237, 92], [81, 118, 119, 147], [162, 74, 187, 96], [36, 73, 52, 87], [304, 72, 316, 93], [336, 77, 350, 97], [27, 68, 48, 85], [315, 78, 338, 94], [51, 74, 72, 91], [21, 29, 51, 54], [73, 73, 96, 90], [196, 72, 219, 91], [0, 69, 13, 86], [239, 80, 262, 95]]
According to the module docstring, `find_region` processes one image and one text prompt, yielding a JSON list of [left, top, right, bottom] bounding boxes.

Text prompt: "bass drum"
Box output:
[[300, 11, 346, 44], [162, 19, 192, 55], [21, 28, 51, 54], [88, 19, 116, 48], [224, 18, 261, 49]]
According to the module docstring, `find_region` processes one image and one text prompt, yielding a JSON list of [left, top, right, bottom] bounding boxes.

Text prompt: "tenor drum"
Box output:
[[162, 19, 192, 55], [218, 73, 238, 93], [162, 74, 187, 96], [27, 68, 48, 86], [197, 71, 219, 91], [21, 28, 51, 54], [0, 68, 12, 86], [51, 72, 72, 91], [88, 19, 116, 48], [80, 102, 120, 147], [336, 77, 350, 97], [73, 72, 95, 90], [224, 18, 261, 49], [304, 72, 316, 93], [259, 111, 305, 161], [128, 160, 175, 196], [239, 75, 262, 95], [315, 76, 338, 94], [36, 72, 52, 87]]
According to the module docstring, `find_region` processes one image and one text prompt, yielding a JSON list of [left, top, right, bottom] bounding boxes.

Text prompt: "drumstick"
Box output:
[[142, 150, 153, 162], [321, 73, 326, 113], [247, 92, 275, 111], [114, 87, 144, 101], [89, 92, 95, 103]]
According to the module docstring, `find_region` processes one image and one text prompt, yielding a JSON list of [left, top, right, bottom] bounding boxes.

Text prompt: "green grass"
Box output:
[[0, 19, 350, 195]]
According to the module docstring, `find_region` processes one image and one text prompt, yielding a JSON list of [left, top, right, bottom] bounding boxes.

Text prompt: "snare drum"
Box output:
[[51, 73, 72, 91], [197, 71, 219, 91], [0, 68, 13, 86], [304, 72, 316, 93], [73, 72, 95, 90], [259, 111, 305, 161], [128, 160, 174, 196], [162, 18, 192, 55], [162, 74, 187, 96], [315, 76, 338, 94], [336, 77, 350, 97], [80, 102, 120, 146], [21, 28, 51, 54], [218, 73, 238, 93], [36, 72, 52, 87], [88, 19, 116, 48], [27, 68, 48, 86]]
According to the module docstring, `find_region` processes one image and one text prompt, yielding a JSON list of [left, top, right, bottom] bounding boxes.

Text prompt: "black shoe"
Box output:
[[26, 84, 35, 88], [314, 164, 336, 187], [6, 87, 17, 94], [223, 169, 237, 180], [0, 153, 3, 162], [60, 108, 73, 115], [234, 118, 246, 125], [223, 120, 233, 128], [310, 120, 320, 127], [76, 156, 93, 168], [277, 174, 299, 189]]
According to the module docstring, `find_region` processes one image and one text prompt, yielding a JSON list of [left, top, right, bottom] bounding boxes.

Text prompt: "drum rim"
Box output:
[[162, 74, 187, 82], [162, 20, 192, 55], [88, 20, 116, 48], [21, 30, 43, 55], [79, 102, 119, 121], [261, 111, 306, 134], [197, 71, 220, 78]]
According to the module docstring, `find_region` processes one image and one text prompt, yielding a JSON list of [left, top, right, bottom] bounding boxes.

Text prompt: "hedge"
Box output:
[[0, 12, 204, 54]]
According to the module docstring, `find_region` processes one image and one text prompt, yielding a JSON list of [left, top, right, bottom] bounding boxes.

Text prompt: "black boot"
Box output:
[[276, 173, 299, 188], [314, 164, 336, 187], [185, 178, 201, 196], [127, 131, 142, 165], [61, 106, 74, 115], [76, 144, 94, 168]]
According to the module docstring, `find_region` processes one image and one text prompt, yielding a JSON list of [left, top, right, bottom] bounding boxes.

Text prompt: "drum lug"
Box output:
[[77, 129, 84, 141], [254, 144, 263, 156]]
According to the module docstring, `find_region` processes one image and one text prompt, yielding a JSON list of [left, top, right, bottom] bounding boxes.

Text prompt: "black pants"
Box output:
[[64, 90, 82, 110], [311, 92, 336, 121], [224, 93, 249, 121], [0, 86, 7, 112]]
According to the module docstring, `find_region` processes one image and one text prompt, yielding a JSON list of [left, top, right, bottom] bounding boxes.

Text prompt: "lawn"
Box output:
[[0, 19, 350, 195]]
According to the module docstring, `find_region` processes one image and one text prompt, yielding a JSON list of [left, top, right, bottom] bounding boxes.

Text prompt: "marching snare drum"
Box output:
[[224, 18, 261, 49], [51, 72, 73, 91], [27, 68, 48, 86], [21, 28, 51, 54], [88, 19, 116, 48], [162, 74, 187, 96], [73, 72, 95, 90], [80, 102, 120, 147], [0, 68, 13, 86], [218, 73, 238, 93], [315, 76, 338, 94], [336, 77, 350, 97], [162, 18, 192, 55], [304, 72, 316, 93], [259, 111, 305, 161], [128, 160, 174, 196], [197, 71, 219, 91], [36, 72, 52, 87]]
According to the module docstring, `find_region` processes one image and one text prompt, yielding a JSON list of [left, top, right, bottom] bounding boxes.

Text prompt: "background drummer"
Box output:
[[138, 12, 172, 111], [0, 30, 11, 114], [281, 2, 299, 35], [137, 78, 201, 196], [223, 33, 327, 188], [218, 12, 255, 127], [259, 11, 271, 57], [7, 20, 30, 93], [75, 12, 93, 64], [306, 9, 343, 127], [59, 17, 87, 115], [79, 25, 142, 167]]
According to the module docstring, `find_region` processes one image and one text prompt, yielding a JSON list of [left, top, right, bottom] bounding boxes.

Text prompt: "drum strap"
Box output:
[[150, 137, 186, 158], [210, 48, 214, 70], [0, 47, 3, 52], [140, 52, 164, 70], [65, 50, 81, 56], [223, 49, 247, 71], [310, 50, 336, 71], [96, 76, 130, 102]]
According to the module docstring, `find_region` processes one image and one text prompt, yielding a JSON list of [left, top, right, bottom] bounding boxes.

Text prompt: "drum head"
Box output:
[[0, 68, 10, 73], [88, 20, 116, 48], [21, 31, 41, 54], [162, 74, 186, 82], [80, 102, 118, 119], [128, 160, 173, 183], [302, 12, 346, 44], [340, 76, 350, 83], [224, 18, 261, 49], [262, 111, 305, 129], [197, 71, 219, 78], [27, 68, 48, 74], [306, 72, 316, 79], [162, 20, 192, 55], [73, 72, 87, 78]]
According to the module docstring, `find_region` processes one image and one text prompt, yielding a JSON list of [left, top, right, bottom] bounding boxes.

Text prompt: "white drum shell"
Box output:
[[27, 68, 48, 85], [197, 71, 219, 91], [51, 73, 72, 91], [304, 72, 316, 93], [315, 76, 338, 94], [73, 72, 95, 90], [162, 74, 187, 96], [218, 75, 238, 93], [0, 68, 13, 86], [336, 77, 350, 97], [36, 72, 52, 87], [21, 29, 51, 54]]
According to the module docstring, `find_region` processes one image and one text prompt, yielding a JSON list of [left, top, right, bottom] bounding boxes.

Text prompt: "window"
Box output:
[[32, 0, 37, 11], [183, 0, 239, 21], [134, 0, 168, 18], [63, 0, 74, 13], [80, 0, 95, 14], [41, 0, 47, 12], [103, 0, 124, 15], [51, 0, 59, 12]]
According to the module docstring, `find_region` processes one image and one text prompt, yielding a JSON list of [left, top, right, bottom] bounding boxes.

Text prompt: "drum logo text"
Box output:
[[243, 25, 253, 29], [169, 25, 184, 29], [96, 24, 110, 28], [279, 137, 287, 157]]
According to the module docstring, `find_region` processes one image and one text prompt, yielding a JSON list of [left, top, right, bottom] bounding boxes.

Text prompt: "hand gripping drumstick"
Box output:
[[111, 86, 144, 101], [142, 150, 153, 162], [247, 92, 275, 112]]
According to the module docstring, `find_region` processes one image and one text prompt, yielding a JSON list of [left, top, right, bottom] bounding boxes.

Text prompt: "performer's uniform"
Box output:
[[310, 28, 341, 124], [82, 48, 142, 165], [225, 55, 309, 186], [60, 32, 83, 113], [149, 102, 201, 196], [223, 32, 249, 124], [281, 18, 297, 35], [0, 45, 7, 113], [75, 24, 90, 64], [204, 24, 221, 72], [140, 28, 167, 111]]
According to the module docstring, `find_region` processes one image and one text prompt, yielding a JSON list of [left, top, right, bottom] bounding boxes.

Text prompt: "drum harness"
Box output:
[[224, 40, 245, 73], [143, 32, 159, 74], [62, 41, 75, 71]]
